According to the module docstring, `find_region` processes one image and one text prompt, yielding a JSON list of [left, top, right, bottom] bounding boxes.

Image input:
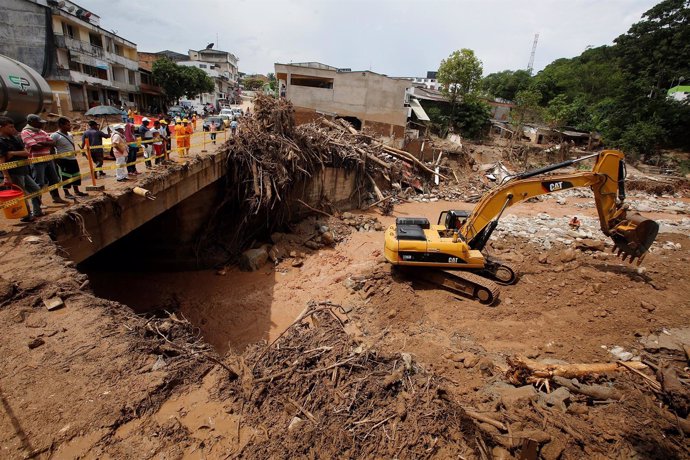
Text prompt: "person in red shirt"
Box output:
[[20, 114, 68, 204]]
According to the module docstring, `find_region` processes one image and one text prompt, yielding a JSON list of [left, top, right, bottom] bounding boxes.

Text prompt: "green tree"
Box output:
[[480, 69, 532, 101], [267, 72, 277, 91], [241, 76, 265, 91], [614, 0, 690, 93], [152, 58, 214, 103], [437, 49, 483, 107]]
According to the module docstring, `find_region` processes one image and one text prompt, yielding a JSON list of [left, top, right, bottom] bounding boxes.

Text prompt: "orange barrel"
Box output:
[[0, 185, 29, 219]]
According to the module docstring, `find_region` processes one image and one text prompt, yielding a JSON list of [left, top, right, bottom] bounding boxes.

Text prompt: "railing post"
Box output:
[[84, 139, 97, 186]]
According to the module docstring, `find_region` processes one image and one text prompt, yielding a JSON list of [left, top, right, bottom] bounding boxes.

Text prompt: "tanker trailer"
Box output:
[[0, 54, 53, 129]]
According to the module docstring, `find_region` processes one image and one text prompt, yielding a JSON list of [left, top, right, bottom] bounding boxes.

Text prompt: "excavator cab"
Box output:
[[439, 210, 470, 230]]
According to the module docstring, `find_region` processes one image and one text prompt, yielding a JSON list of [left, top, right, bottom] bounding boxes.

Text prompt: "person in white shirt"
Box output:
[[111, 125, 129, 181], [50, 117, 88, 198]]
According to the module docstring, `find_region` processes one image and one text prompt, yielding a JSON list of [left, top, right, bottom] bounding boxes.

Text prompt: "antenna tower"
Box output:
[[527, 33, 539, 75]]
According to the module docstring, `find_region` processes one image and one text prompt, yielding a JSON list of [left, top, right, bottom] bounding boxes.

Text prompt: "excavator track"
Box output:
[[480, 257, 519, 285], [396, 267, 501, 305]]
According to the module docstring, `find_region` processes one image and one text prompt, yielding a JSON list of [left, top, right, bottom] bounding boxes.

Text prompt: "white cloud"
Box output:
[[81, 0, 659, 76]]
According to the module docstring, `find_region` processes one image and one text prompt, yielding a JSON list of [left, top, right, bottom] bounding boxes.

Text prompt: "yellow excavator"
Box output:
[[384, 150, 659, 305]]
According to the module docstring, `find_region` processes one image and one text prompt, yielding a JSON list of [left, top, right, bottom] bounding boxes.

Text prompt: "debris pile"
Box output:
[[235, 303, 485, 459], [199, 94, 444, 259]]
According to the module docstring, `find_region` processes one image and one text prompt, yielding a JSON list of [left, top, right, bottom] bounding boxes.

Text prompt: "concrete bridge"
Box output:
[[47, 149, 357, 267]]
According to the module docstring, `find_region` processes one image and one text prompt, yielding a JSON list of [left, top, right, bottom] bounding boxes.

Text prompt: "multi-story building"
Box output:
[[177, 60, 233, 107], [2, 0, 143, 113], [188, 48, 239, 86], [402, 71, 441, 91]]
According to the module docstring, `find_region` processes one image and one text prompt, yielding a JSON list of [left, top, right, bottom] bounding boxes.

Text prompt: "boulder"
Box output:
[[321, 231, 335, 245], [499, 385, 538, 409], [575, 239, 605, 252], [239, 247, 269, 271], [560, 248, 577, 263]]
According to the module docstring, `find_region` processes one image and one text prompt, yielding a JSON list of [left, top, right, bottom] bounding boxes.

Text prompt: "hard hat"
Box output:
[[182, 118, 189, 123], [159, 119, 168, 124], [142, 117, 150, 122], [175, 117, 182, 122], [113, 124, 125, 131]]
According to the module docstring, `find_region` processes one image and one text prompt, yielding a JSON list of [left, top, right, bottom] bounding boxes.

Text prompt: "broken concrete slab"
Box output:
[[43, 297, 64, 311], [499, 385, 538, 409]]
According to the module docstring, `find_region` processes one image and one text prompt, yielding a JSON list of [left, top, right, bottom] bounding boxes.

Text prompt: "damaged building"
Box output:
[[274, 62, 411, 142]]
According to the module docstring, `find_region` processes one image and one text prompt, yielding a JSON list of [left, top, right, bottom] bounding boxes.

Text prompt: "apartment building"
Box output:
[[188, 48, 240, 86], [177, 60, 233, 107], [2, 0, 145, 113]]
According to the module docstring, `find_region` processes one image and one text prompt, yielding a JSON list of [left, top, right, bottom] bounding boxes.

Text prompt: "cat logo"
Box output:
[[8, 75, 31, 95], [542, 180, 573, 193]]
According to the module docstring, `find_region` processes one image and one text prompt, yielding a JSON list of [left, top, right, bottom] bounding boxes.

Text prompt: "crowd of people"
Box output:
[[0, 107, 249, 223]]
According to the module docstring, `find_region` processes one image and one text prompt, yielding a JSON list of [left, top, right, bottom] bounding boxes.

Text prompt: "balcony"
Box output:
[[55, 34, 104, 58], [111, 80, 139, 93], [47, 68, 72, 81]]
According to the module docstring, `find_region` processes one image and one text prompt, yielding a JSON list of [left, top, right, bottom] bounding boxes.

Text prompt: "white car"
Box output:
[[219, 108, 234, 116]]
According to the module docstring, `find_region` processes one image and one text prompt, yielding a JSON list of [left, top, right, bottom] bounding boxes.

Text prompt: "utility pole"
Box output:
[[527, 33, 539, 75]]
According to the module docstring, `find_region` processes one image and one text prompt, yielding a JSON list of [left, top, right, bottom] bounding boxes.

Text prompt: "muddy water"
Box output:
[[87, 196, 685, 355]]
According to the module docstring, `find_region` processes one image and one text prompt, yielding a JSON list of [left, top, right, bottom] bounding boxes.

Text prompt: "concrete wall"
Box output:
[[276, 64, 410, 128], [0, 0, 49, 75]]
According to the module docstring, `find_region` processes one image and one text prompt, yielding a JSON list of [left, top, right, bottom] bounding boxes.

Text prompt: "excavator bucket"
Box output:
[[609, 212, 659, 265]]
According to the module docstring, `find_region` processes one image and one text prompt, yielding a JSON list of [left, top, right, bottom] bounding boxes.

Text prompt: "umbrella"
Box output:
[[84, 105, 125, 116]]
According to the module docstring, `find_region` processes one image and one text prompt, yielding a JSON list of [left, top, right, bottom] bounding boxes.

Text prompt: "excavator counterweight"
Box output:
[[384, 150, 659, 304]]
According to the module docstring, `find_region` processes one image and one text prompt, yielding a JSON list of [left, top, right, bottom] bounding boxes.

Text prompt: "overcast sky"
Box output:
[[79, 0, 659, 77]]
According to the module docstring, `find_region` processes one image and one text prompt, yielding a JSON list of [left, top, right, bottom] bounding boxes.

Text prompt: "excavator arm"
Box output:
[[460, 150, 658, 264]]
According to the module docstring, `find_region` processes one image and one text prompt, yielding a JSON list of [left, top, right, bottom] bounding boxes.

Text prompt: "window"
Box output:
[[199, 64, 207, 69], [128, 93, 134, 102], [62, 22, 75, 38], [89, 33, 103, 48], [290, 74, 334, 89], [82, 64, 107, 80], [69, 60, 80, 72], [114, 44, 122, 56], [91, 90, 99, 100], [128, 70, 135, 84]]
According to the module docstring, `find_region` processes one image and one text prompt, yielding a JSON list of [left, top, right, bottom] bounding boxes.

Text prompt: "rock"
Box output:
[[491, 446, 512, 460], [640, 300, 656, 312], [560, 248, 577, 263], [538, 254, 548, 264], [151, 355, 166, 371], [23, 236, 42, 244], [592, 283, 602, 293], [386, 309, 397, 319], [304, 241, 320, 250], [239, 247, 269, 271], [0, 278, 15, 302], [318, 225, 330, 234], [43, 297, 64, 311], [541, 436, 567, 460], [374, 223, 384, 231], [28, 338, 45, 349], [288, 416, 306, 432], [543, 386, 571, 412], [270, 232, 286, 244], [499, 385, 538, 409], [463, 353, 480, 368], [608, 346, 634, 361], [289, 250, 298, 258], [341, 212, 354, 220], [321, 231, 335, 245], [575, 239, 605, 252], [291, 258, 304, 268], [268, 245, 286, 262]]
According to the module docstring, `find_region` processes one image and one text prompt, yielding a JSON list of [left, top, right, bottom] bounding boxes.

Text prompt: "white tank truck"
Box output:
[[0, 54, 53, 129]]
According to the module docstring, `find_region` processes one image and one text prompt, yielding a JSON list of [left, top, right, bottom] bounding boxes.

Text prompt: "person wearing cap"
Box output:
[[0, 116, 42, 221], [110, 125, 129, 182], [175, 119, 189, 156], [50, 117, 88, 199], [21, 114, 69, 205], [80, 120, 111, 177]]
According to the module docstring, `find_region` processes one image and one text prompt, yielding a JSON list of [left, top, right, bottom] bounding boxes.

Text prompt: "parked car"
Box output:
[[168, 105, 184, 118], [219, 108, 234, 117], [218, 114, 232, 127], [203, 116, 225, 131]]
